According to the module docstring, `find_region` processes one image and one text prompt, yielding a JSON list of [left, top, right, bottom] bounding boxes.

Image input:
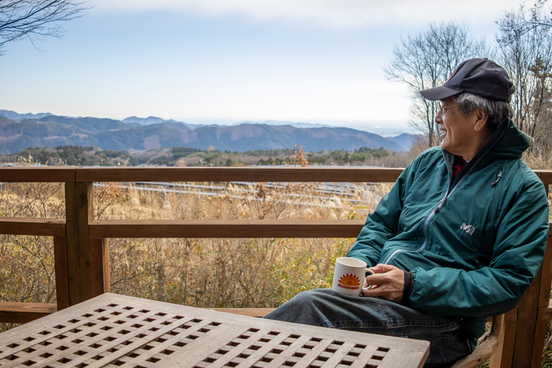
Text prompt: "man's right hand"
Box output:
[[361, 264, 405, 303]]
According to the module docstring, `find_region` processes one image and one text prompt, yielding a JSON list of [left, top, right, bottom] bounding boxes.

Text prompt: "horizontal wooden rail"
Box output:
[[537, 298, 552, 321], [0, 302, 57, 323], [206, 309, 524, 322], [535, 170, 552, 184], [74, 167, 404, 183], [209, 308, 276, 318], [1, 167, 550, 185], [0, 217, 65, 236], [538, 307, 552, 321], [0, 167, 75, 182], [89, 219, 365, 238], [0, 166, 404, 183]]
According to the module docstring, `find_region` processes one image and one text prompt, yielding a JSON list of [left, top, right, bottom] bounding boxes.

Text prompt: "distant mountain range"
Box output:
[[0, 109, 418, 155]]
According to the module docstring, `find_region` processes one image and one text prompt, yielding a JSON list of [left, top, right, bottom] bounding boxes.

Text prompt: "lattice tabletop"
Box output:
[[0, 293, 429, 368]]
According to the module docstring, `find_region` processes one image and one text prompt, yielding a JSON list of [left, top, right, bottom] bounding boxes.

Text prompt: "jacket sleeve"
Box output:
[[346, 161, 415, 267], [408, 178, 550, 317]]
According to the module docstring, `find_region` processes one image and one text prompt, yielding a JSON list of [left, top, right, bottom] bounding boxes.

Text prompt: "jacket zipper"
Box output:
[[382, 121, 508, 266], [491, 170, 503, 186], [383, 154, 482, 265]]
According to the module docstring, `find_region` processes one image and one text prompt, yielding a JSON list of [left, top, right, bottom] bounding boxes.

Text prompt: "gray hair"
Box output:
[[453, 92, 514, 133]]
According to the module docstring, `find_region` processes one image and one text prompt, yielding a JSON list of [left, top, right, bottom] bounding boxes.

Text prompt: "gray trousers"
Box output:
[[263, 289, 471, 368]]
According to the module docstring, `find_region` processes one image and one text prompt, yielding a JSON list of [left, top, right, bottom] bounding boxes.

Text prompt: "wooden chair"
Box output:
[[450, 313, 505, 368]]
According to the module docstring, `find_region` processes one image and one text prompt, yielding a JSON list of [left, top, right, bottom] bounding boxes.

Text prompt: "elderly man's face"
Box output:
[[435, 97, 489, 161]]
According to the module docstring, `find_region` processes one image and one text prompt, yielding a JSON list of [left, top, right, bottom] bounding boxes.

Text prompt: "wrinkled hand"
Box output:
[[361, 264, 404, 303]]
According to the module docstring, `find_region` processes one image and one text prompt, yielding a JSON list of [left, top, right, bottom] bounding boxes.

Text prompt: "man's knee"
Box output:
[[263, 289, 333, 322], [288, 289, 339, 308]]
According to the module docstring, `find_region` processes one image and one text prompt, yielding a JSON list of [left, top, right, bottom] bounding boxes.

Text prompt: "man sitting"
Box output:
[[264, 58, 550, 367]]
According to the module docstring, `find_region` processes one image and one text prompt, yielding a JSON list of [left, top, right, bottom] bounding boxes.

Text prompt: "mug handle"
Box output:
[[363, 268, 376, 290]]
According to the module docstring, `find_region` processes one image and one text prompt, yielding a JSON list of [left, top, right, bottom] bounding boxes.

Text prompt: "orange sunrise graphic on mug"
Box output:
[[338, 274, 361, 289]]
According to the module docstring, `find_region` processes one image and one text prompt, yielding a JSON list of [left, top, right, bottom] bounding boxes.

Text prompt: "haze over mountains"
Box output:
[[0, 110, 417, 155]]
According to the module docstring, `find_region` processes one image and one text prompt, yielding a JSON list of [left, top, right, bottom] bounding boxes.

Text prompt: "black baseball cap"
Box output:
[[420, 58, 513, 102]]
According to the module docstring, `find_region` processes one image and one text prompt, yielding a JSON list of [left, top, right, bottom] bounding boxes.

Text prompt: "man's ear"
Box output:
[[473, 108, 489, 132]]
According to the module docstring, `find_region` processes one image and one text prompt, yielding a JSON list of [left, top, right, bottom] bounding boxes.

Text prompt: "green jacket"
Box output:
[[347, 119, 550, 349]]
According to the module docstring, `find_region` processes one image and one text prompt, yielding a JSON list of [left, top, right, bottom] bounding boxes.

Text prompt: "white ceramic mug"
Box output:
[[331, 257, 373, 296]]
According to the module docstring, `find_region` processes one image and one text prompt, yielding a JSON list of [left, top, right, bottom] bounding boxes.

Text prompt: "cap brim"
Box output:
[[420, 85, 462, 101]]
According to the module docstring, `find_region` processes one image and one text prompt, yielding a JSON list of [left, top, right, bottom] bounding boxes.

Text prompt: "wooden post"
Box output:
[[490, 311, 517, 368], [65, 181, 94, 305], [531, 233, 552, 367], [90, 238, 110, 297], [533, 184, 552, 367], [512, 265, 542, 367], [492, 242, 548, 368], [53, 236, 70, 310]]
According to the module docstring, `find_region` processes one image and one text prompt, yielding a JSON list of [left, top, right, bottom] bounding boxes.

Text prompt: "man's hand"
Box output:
[[361, 264, 405, 303]]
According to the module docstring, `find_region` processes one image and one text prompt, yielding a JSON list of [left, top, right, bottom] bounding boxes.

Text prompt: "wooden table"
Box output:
[[0, 293, 429, 368]]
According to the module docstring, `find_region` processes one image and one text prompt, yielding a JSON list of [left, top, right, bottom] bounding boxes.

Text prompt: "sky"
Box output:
[[0, 0, 527, 135]]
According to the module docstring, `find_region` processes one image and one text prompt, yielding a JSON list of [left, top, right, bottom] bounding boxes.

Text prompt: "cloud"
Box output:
[[92, 0, 524, 28]]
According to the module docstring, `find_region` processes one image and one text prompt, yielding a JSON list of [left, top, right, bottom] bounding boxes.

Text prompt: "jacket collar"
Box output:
[[442, 118, 531, 184]]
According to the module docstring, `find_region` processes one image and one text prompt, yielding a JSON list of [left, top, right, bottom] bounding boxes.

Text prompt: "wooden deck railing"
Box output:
[[0, 166, 551, 368]]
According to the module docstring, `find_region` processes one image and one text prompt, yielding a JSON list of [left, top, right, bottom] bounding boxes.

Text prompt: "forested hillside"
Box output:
[[1, 145, 407, 168], [0, 111, 417, 155]]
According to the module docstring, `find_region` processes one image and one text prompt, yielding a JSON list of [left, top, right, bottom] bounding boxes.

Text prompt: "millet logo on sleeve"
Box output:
[[460, 223, 476, 236]]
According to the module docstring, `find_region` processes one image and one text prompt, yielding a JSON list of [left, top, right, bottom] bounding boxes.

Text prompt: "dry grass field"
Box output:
[[0, 180, 392, 311]]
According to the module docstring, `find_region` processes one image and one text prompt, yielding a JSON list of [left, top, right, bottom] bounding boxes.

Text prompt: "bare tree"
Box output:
[[383, 22, 488, 147], [496, 1, 552, 148], [512, 0, 552, 30], [0, 0, 88, 55]]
